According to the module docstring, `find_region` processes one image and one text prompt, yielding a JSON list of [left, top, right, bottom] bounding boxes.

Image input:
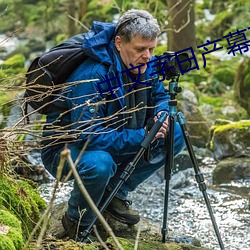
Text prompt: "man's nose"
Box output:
[[142, 49, 151, 60]]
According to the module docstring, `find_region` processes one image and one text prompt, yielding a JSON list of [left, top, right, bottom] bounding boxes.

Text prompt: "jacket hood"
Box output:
[[82, 21, 116, 65]]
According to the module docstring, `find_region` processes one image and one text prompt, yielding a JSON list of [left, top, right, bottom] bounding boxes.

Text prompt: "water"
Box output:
[[38, 157, 250, 250], [129, 158, 250, 250]]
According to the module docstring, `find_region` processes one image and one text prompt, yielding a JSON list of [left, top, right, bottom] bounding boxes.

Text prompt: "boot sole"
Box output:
[[105, 210, 140, 225]]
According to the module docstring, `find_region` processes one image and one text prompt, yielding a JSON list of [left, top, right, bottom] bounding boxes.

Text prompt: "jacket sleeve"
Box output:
[[65, 62, 146, 156]]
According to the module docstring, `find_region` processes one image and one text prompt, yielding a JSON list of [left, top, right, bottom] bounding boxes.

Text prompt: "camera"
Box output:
[[155, 51, 192, 80]]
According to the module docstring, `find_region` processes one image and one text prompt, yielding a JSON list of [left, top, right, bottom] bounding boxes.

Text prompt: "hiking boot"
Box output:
[[105, 196, 140, 225], [61, 213, 97, 243]]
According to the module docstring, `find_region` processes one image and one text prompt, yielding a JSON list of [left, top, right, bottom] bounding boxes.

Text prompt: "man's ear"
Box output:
[[115, 36, 122, 51]]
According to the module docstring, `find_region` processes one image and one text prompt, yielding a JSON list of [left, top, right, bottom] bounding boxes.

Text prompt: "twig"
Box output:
[[93, 225, 110, 250], [61, 148, 124, 250], [68, 14, 89, 31], [134, 220, 142, 250]]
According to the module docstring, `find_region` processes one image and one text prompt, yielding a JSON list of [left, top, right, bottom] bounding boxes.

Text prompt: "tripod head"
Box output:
[[168, 76, 182, 100]]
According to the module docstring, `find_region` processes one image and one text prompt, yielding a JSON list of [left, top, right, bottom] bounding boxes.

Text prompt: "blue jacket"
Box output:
[[44, 21, 170, 156]]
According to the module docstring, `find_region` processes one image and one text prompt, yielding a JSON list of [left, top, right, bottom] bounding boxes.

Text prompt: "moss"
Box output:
[[214, 119, 232, 126], [199, 90, 248, 122], [212, 67, 235, 87], [213, 120, 250, 133], [29, 239, 98, 250], [199, 95, 224, 107], [7, 228, 24, 249], [0, 209, 21, 229], [0, 174, 47, 239], [0, 54, 26, 87], [0, 209, 24, 249], [209, 120, 250, 151], [106, 237, 208, 250], [0, 235, 16, 250], [1, 54, 25, 69]]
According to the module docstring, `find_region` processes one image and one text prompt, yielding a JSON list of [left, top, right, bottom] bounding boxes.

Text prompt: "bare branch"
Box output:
[[63, 148, 124, 250], [68, 14, 90, 32]]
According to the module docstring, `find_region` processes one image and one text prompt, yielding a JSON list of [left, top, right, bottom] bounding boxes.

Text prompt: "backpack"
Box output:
[[24, 34, 87, 115]]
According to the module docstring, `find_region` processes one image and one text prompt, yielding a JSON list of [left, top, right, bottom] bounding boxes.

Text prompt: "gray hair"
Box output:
[[115, 9, 160, 43]]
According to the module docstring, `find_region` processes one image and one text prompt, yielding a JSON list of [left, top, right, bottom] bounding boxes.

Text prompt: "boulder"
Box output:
[[179, 100, 211, 148], [209, 119, 250, 184], [209, 120, 250, 160], [213, 157, 250, 184], [42, 201, 212, 250]]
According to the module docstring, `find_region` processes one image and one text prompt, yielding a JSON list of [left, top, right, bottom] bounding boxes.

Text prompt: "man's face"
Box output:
[[115, 35, 157, 74]]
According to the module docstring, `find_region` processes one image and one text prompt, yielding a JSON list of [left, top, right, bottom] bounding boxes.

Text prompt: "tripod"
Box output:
[[162, 77, 225, 249], [82, 77, 225, 250]]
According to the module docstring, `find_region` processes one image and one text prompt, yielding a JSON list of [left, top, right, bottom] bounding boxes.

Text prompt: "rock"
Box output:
[[209, 120, 250, 160], [181, 89, 199, 105], [170, 168, 193, 189], [0, 174, 47, 249], [213, 157, 250, 184], [179, 100, 211, 148], [221, 105, 237, 116], [44, 202, 212, 250], [210, 120, 250, 184]]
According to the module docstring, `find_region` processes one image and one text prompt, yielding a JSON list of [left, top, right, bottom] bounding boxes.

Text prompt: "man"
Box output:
[[41, 9, 185, 241]]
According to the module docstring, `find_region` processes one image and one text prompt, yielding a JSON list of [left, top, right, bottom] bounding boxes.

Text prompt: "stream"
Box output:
[[38, 155, 250, 250], [1, 33, 249, 250]]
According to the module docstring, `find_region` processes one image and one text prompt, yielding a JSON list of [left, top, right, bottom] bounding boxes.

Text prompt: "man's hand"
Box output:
[[154, 111, 169, 139]]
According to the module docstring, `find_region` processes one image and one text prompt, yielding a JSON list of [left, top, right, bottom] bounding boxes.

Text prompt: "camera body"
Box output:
[[156, 51, 191, 80]]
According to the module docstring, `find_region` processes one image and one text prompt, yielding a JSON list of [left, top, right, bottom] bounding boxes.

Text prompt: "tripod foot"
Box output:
[[161, 227, 168, 243]]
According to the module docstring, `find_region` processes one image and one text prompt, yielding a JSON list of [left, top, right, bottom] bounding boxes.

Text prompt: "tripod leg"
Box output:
[[81, 112, 168, 240], [177, 112, 225, 250], [162, 114, 175, 243]]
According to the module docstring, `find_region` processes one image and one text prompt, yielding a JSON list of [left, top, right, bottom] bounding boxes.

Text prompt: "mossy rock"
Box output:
[[0, 209, 24, 250], [199, 92, 248, 122], [43, 202, 211, 250], [0, 174, 47, 239], [106, 237, 211, 250], [28, 237, 211, 250], [209, 120, 250, 160]]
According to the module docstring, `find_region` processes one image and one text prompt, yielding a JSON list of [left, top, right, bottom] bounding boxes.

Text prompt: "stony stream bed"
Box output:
[[38, 157, 250, 250]]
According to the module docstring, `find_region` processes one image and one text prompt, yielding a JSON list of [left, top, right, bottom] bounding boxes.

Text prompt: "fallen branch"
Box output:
[[62, 148, 124, 250]]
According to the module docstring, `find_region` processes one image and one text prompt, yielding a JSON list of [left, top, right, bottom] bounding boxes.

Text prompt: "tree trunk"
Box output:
[[78, 0, 88, 20], [67, 0, 76, 36], [167, 0, 196, 52]]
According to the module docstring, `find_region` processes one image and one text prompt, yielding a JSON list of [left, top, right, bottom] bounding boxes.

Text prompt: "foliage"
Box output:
[[0, 135, 46, 247], [0, 54, 26, 88], [235, 57, 250, 115], [0, 0, 168, 43], [0, 174, 47, 238], [181, 51, 239, 95], [0, 209, 24, 250], [197, 0, 250, 47]]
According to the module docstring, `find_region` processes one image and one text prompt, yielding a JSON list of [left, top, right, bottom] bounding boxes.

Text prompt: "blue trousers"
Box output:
[[41, 123, 185, 226]]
